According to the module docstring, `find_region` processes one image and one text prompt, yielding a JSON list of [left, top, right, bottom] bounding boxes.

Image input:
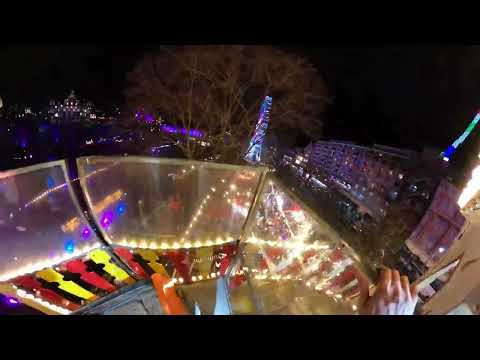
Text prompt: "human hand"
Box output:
[[353, 267, 419, 315]]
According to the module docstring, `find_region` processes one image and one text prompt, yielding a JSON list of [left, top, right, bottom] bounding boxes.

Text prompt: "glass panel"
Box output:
[[77, 157, 263, 247], [76, 157, 264, 307], [240, 176, 372, 315], [0, 161, 134, 314]]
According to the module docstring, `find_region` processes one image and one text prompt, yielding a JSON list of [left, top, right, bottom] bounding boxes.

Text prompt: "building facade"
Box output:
[[47, 90, 95, 126], [302, 141, 415, 218]]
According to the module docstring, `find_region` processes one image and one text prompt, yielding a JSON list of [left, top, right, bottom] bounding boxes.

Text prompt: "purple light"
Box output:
[[160, 125, 203, 138], [161, 124, 178, 134], [100, 212, 113, 228], [3, 296, 20, 307], [81, 227, 91, 239]]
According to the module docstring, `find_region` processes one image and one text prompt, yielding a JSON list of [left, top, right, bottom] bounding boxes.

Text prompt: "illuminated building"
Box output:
[[47, 90, 95, 125], [301, 141, 415, 218]]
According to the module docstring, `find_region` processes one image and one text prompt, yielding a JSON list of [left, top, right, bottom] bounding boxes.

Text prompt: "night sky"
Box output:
[[2, 44, 480, 175]]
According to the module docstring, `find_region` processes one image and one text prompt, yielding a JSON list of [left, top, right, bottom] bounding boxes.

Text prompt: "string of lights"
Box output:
[[13, 286, 71, 315], [181, 176, 241, 240], [245, 236, 330, 251], [117, 236, 235, 251], [171, 164, 197, 180], [24, 166, 111, 209]]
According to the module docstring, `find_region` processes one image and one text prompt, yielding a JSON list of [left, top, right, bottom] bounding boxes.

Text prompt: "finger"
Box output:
[[401, 276, 411, 299], [410, 283, 419, 302], [350, 265, 370, 306], [392, 270, 402, 300], [377, 268, 392, 292]]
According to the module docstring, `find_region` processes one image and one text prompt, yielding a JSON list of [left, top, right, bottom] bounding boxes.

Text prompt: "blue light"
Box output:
[[47, 176, 55, 189], [116, 202, 126, 215], [64, 239, 75, 254]]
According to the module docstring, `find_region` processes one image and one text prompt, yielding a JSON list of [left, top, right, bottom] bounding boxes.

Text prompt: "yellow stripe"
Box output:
[[88, 249, 131, 282], [137, 249, 168, 275], [36, 269, 95, 300]]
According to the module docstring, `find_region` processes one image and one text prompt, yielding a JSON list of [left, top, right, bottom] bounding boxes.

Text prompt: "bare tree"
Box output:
[[125, 45, 331, 164]]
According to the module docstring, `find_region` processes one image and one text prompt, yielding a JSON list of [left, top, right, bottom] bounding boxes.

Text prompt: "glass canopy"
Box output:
[[0, 157, 374, 315]]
